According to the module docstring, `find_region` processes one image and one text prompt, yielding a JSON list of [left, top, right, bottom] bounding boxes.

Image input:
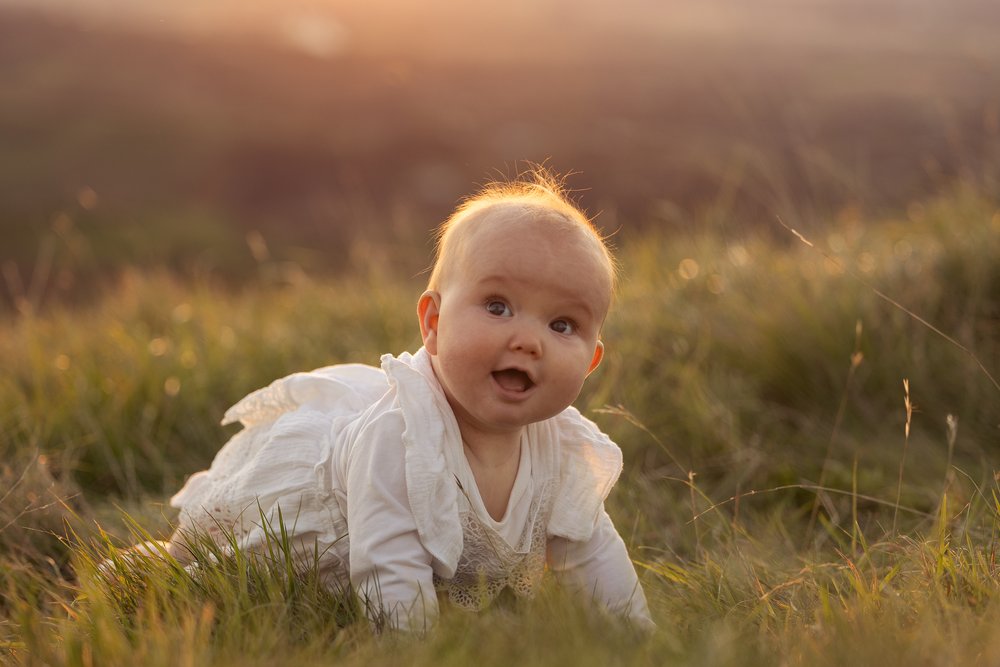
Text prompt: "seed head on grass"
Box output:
[[893, 379, 914, 534]]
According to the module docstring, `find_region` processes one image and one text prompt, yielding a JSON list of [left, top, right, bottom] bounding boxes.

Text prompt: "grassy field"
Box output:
[[2, 182, 998, 664], [2, 1, 1000, 663]]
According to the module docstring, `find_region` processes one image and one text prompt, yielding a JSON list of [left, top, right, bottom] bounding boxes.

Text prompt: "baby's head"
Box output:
[[418, 170, 616, 436], [426, 173, 616, 296]]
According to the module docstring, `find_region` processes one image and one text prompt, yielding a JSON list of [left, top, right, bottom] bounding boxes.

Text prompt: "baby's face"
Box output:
[[419, 212, 611, 438]]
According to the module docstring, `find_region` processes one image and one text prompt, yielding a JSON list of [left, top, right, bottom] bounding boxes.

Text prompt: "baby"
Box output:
[[152, 170, 651, 631]]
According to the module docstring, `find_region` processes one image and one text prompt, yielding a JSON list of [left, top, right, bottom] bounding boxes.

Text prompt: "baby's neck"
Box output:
[[461, 429, 523, 522], [461, 428, 522, 468]]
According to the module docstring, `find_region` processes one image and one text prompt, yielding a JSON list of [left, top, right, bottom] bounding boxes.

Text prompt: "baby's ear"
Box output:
[[587, 340, 604, 375], [417, 290, 442, 354]]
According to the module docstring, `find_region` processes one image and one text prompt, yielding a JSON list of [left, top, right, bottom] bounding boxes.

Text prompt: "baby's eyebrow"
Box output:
[[475, 274, 509, 286], [563, 298, 599, 322], [474, 274, 603, 322]]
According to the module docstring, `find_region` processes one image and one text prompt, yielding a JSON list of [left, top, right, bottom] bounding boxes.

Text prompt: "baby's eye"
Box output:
[[486, 300, 512, 317], [550, 319, 576, 335]]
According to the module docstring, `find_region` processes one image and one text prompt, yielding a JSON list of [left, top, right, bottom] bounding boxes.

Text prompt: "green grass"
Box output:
[[1, 186, 998, 665]]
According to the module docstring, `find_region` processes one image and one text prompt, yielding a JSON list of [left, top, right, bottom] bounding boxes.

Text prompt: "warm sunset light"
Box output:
[[2, 0, 999, 662]]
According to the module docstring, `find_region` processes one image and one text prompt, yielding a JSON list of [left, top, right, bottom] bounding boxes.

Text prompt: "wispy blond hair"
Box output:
[[426, 166, 617, 292]]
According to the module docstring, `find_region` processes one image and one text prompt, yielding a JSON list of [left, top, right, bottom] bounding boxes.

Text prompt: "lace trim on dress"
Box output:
[[433, 478, 555, 610]]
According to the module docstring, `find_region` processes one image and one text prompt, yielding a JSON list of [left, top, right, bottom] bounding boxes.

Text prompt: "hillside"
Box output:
[[2, 4, 999, 290]]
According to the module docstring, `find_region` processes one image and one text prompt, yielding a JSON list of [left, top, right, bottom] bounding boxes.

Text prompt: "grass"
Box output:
[[1, 185, 999, 664]]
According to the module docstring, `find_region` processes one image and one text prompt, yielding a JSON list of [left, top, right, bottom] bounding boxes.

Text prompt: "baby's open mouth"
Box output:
[[492, 368, 534, 392]]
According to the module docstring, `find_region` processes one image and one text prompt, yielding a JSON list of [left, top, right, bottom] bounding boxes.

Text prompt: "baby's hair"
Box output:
[[427, 166, 618, 292]]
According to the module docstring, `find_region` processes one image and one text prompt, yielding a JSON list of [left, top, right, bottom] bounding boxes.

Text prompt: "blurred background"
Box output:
[[3, 0, 1000, 306], [2, 6, 1000, 660]]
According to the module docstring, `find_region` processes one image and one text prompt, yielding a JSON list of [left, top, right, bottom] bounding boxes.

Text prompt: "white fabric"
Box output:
[[548, 511, 657, 632], [170, 347, 651, 631]]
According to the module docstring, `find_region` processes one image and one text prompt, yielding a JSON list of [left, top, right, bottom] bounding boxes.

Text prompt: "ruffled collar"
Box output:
[[381, 349, 465, 574], [380, 348, 623, 575]]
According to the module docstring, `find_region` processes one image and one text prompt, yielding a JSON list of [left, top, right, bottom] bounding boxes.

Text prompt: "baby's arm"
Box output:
[[345, 407, 438, 632], [547, 510, 654, 631]]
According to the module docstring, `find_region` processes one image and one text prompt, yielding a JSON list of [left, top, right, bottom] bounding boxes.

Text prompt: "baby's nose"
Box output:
[[509, 326, 542, 356]]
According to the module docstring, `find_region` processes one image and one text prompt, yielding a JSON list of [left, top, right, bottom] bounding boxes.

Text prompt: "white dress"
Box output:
[[170, 348, 652, 631]]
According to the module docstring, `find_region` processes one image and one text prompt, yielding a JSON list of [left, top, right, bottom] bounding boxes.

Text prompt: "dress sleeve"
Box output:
[[344, 403, 439, 632], [547, 407, 623, 542], [547, 509, 654, 631]]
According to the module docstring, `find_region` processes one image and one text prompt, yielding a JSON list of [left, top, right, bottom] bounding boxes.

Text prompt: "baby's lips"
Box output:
[[492, 368, 533, 392]]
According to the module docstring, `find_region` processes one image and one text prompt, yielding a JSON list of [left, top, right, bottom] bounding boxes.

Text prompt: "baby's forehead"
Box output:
[[449, 203, 614, 304]]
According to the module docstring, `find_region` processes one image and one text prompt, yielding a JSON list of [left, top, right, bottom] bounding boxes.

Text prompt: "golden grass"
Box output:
[[1, 187, 998, 664]]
